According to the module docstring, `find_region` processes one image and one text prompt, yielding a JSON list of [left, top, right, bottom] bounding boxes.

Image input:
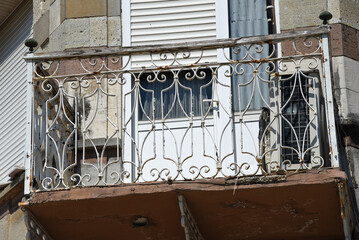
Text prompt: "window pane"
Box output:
[[281, 74, 311, 163], [138, 69, 213, 121]]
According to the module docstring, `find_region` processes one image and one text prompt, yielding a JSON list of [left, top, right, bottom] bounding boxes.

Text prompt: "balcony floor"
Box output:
[[24, 169, 348, 240]]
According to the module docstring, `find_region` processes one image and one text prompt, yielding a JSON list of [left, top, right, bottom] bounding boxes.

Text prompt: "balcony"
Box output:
[[27, 27, 338, 190], [21, 27, 353, 239]]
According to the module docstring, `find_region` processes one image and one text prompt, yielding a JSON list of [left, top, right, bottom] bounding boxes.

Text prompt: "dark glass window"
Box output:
[[281, 74, 311, 164], [138, 69, 213, 121]]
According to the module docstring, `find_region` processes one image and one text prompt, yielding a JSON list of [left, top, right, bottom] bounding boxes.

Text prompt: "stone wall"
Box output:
[[33, 0, 122, 52], [32, 0, 123, 143], [279, 0, 359, 30]]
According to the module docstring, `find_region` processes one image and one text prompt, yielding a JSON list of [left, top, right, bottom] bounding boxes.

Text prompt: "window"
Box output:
[[138, 69, 213, 121], [127, 0, 218, 120], [133, 0, 276, 119], [281, 74, 311, 164], [122, 0, 280, 178]]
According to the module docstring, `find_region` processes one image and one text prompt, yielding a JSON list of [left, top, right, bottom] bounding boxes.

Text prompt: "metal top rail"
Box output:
[[24, 27, 329, 61]]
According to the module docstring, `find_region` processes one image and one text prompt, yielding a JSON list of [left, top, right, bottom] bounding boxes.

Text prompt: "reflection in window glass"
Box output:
[[281, 74, 311, 163], [138, 69, 213, 121]]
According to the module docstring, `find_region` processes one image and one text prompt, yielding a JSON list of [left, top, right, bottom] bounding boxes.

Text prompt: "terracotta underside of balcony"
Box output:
[[24, 169, 348, 240]]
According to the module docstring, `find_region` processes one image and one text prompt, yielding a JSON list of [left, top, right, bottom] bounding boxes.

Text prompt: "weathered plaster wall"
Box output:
[[332, 56, 359, 123], [0, 209, 27, 240], [336, 0, 359, 29], [279, 0, 359, 30], [280, 0, 329, 30], [24, 169, 349, 240], [0, 175, 27, 240]]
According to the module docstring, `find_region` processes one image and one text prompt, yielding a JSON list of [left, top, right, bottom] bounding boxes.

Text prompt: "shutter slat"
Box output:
[[130, 0, 217, 66]]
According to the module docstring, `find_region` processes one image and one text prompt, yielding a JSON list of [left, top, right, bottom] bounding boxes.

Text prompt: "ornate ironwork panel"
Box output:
[[26, 28, 337, 191]]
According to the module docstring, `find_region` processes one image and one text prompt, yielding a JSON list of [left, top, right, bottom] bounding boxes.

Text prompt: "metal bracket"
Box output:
[[178, 194, 204, 240], [24, 210, 54, 240], [338, 182, 354, 240]]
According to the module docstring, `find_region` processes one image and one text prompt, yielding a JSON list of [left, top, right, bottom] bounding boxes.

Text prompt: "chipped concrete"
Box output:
[[298, 219, 319, 232], [25, 169, 348, 240]]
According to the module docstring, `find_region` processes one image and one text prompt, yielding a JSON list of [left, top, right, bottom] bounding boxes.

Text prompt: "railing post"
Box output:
[[24, 55, 34, 195], [321, 28, 340, 168]]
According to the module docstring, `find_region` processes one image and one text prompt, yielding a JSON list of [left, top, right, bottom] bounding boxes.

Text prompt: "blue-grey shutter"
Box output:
[[0, 0, 33, 183], [229, 0, 270, 111], [229, 0, 269, 38]]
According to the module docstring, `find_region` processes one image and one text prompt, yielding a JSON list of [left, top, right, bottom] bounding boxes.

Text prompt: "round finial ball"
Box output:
[[319, 11, 333, 24], [25, 38, 38, 52]]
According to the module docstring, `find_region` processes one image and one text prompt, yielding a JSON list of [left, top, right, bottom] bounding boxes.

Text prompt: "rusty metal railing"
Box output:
[[24, 27, 339, 192]]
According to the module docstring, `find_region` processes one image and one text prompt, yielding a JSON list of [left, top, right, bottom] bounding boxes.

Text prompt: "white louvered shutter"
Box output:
[[130, 0, 217, 67], [0, 0, 33, 183]]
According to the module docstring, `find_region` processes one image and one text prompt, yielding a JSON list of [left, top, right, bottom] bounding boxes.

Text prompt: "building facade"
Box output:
[[1, 0, 359, 239]]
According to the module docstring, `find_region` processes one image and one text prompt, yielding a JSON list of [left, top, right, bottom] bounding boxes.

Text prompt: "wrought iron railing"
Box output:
[[25, 27, 339, 192]]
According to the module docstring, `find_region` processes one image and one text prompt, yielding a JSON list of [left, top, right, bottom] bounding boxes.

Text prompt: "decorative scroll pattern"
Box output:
[[31, 32, 331, 191]]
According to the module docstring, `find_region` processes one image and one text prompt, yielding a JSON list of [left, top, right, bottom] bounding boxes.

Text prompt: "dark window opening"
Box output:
[[281, 74, 311, 164], [266, 0, 276, 35], [138, 69, 213, 121]]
